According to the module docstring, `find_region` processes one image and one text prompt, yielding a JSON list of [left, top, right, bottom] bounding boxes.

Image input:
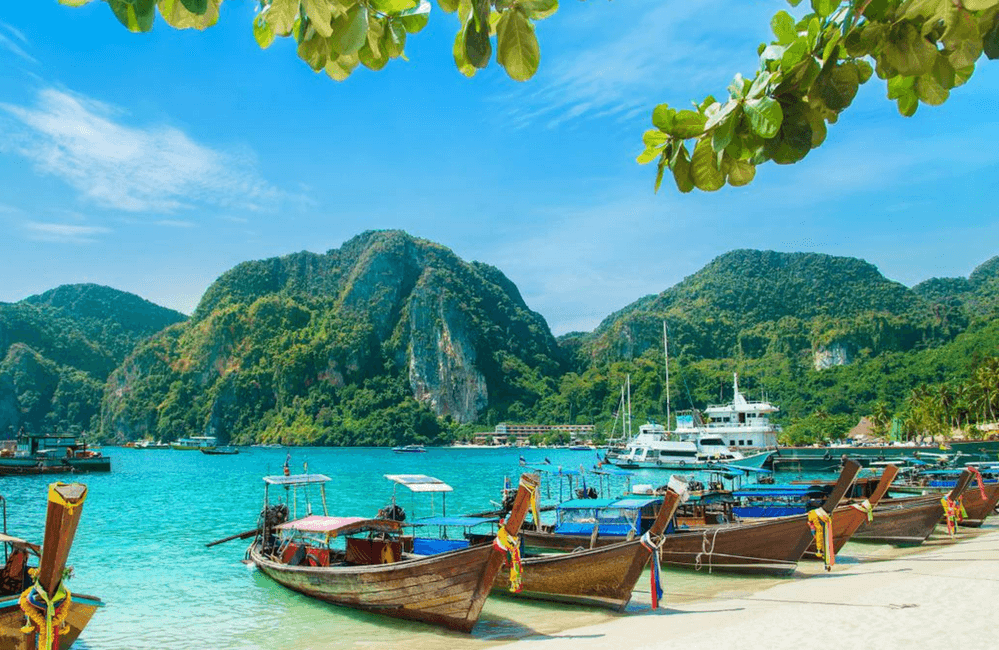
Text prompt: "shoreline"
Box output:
[[496, 521, 999, 650]]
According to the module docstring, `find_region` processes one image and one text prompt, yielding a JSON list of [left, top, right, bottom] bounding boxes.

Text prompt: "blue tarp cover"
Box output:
[[409, 516, 497, 527]]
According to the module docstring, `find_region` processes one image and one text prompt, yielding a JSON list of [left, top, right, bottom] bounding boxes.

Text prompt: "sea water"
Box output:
[[0, 447, 832, 650]]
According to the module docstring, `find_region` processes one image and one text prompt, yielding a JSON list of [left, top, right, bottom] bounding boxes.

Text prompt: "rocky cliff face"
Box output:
[[102, 230, 565, 443]]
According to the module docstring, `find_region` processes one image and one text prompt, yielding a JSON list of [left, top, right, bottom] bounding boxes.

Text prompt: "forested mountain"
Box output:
[[100, 230, 566, 446], [5, 241, 996, 446], [0, 284, 186, 435]]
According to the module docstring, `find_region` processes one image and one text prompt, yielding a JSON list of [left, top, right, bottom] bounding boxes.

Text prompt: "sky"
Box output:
[[1, 1, 998, 336]]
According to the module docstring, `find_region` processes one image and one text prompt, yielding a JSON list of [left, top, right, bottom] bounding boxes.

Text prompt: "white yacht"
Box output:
[[675, 374, 781, 450], [610, 422, 767, 470]]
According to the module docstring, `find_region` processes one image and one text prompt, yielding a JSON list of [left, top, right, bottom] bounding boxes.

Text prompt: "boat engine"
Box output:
[[574, 487, 598, 499], [377, 504, 406, 522]]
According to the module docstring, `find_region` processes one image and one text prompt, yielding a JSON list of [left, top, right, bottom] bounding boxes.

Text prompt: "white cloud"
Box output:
[[22, 221, 112, 244], [0, 21, 37, 65], [502, 1, 778, 129], [0, 88, 288, 214], [155, 219, 197, 228]]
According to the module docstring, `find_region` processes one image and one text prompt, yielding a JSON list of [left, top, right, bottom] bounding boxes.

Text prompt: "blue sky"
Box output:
[[1, 1, 998, 335]]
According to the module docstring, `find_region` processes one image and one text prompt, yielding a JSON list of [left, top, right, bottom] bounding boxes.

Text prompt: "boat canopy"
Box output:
[[590, 467, 633, 476], [557, 497, 658, 511], [409, 516, 497, 528], [263, 473, 332, 486], [384, 474, 453, 492], [276, 515, 402, 536], [732, 487, 825, 498]]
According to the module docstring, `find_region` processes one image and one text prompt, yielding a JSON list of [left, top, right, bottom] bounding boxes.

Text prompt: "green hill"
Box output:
[[0, 284, 186, 435], [100, 230, 566, 445]]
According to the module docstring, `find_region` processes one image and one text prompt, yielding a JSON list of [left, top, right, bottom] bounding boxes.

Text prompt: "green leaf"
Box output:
[[762, 102, 812, 164], [297, 30, 331, 70], [672, 110, 707, 138], [727, 158, 756, 187], [897, 91, 919, 116], [744, 97, 783, 139], [943, 8, 983, 68], [711, 108, 738, 153], [330, 5, 369, 56], [463, 16, 492, 68], [961, 0, 999, 11], [109, 0, 155, 32], [652, 105, 676, 132], [985, 18, 999, 60], [771, 10, 797, 45], [805, 105, 827, 147], [953, 63, 974, 86], [438, 0, 460, 12], [884, 22, 940, 76], [812, 61, 861, 111], [385, 20, 407, 58], [931, 53, 956, 88], [637, 145, 660, 165], [856, 60, 874, 84], [915, 72, 949, 104], [781, 39, 808, 69], [254, 13, 276, 48], [810, 0, 837, 18], [690, 138, 725, 192], [747, 71, 775, 100], [654, 154, 668, 193], [180, 0, 207, 13], [158, 0, 220, 29], [399, 1, 431, 33], [260, 0, 298, 36], [727, 73, 750, 99], [370, 0, 420, 12], [452, 26, 477, 77], [58, 0, 95, 6], [302, 0, 334, 38], [496, 9, 540, 81], [519, 0, 559, 20], [671, 144, 694, 193], [325, 52, 360, 81]]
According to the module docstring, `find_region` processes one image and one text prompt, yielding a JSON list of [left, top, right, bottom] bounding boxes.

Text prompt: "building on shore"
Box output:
[[473, 423, 595, 446]]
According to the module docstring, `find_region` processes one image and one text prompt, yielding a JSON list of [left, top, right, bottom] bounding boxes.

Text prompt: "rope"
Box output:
[[694, 527, 721, 573], [18, 569, 72, 650]]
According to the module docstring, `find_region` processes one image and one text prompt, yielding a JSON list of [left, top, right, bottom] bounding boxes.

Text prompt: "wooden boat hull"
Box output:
[[0, 593, 103, 650], [251, 540, 498, 632], [493, 538, 651, 611], [659, 515, 814, 576], [0, 458, 111, 475], [852, 497, 942, 546]]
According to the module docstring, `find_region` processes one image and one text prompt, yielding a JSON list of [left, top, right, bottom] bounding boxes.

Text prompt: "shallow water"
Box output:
[[0, 447, 884, 649]]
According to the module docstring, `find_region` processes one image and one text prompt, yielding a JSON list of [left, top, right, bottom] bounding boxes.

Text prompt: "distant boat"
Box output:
[[201, 446, 239, 456], [392, 445, 426, 453], [0, 431, 111, 475], [568, 444, 594, 451], [250, 443, 283, 449], [170, 436, 217, 451], [134, 440, 171, 450]]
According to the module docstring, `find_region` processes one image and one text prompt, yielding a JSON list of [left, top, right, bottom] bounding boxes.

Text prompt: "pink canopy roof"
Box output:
[[275, 515, 401, 536]]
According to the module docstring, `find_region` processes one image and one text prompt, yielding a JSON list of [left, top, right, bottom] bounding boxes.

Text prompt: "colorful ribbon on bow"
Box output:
[[969, 467, 987, 501], [494, 526, 523, 593], [850, 499, 874, 522], [640, 532, 665, 609], [19, 569, 72, 650], [808, 507, 835, 571], [941, 496, 966, 537]]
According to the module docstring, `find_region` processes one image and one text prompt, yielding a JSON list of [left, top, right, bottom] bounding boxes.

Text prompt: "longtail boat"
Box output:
[[956, 474, 999, 528], [654, 459, 862, 575], [0, 484, 103, 650], [247, 472, 540, 632], [801, 465, 900, 561], [890, 466, 999, 528], [852, 470, 973, 545], [492, 480, 684, 610]]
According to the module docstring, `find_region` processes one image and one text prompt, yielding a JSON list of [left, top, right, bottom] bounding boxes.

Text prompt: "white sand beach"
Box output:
[[497, 522, 999, 650]]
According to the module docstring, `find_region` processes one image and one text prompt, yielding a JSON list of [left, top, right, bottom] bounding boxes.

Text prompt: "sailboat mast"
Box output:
[[626, 374, 632, 443], [663, 321, 671, 432]]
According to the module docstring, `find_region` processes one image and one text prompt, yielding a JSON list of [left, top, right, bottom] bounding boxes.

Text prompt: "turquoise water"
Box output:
[[0, 447, 820, 650]]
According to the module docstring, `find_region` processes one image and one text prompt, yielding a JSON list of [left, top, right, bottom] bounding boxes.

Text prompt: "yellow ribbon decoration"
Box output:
[[807, 507, 835, 571], [47, 482, 87, 517], [493, 527, 523, 593], [18, 572, 72, 650], [850, 499, 874, 522]]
